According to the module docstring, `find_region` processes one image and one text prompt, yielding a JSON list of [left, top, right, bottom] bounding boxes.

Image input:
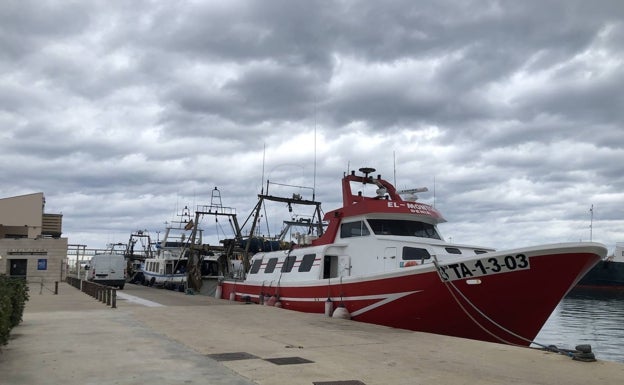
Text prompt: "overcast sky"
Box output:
[[2, 0, 623, 255]]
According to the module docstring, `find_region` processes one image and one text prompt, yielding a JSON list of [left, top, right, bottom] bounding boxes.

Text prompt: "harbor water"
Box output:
[[533, 287, 624, 363]]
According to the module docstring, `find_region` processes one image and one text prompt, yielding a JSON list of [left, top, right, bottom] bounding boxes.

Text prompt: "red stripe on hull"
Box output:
[[221, 252, 599, 346]]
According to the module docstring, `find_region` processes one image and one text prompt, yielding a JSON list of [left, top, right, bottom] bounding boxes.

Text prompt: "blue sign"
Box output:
[[37, 259, 47, 270]]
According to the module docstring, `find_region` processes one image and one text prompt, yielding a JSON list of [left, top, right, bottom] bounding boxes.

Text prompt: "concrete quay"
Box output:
[[1, 282, 623, 385]]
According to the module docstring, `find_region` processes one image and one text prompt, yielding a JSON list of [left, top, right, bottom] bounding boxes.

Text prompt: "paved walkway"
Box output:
[[2, 282, 623, 385], [1, 283, 253, 385]]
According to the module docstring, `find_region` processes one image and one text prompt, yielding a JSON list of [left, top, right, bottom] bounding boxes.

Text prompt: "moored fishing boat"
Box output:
[[133, 206, 197, 289], [134, 190, 245, 292], [575, 242, 624, 288], [220, 167, 607, 346]]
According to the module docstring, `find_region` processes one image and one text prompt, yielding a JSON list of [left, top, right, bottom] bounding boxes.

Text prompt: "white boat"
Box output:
[[220, 167, 607, 346], [134, 206, 198, 290], [133, 198, 243, 291]]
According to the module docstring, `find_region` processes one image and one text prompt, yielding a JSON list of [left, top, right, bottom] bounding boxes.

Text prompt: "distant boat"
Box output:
[[132, 206, 198, 290], [219, 167, 607, 346], [132, 200, 241, 292], [575, 243, 624, 287]]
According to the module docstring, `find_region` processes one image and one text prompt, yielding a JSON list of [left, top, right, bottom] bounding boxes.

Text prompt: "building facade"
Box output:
[[0, 193, 68, 284]]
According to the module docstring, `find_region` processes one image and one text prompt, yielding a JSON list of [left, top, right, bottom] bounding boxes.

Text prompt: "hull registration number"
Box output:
[[437, 254, 530, 282]]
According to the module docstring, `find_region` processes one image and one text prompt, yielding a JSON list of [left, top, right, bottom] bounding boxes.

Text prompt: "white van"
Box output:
[[85, 253, 127, 289]]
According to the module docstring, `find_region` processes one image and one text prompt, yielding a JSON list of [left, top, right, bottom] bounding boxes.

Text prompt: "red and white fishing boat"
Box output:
[[220, 167, 606, 346]]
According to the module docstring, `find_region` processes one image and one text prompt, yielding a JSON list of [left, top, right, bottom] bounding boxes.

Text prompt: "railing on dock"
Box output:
[[66, 277, 117, 308]]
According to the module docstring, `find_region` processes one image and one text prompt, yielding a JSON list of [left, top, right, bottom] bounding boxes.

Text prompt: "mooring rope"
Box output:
[[431, 256, 598, 360], [431, 255, 571, 352]]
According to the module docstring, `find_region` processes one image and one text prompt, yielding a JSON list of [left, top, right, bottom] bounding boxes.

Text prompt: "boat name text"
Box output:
[[387, 202, 433, 215], [437, 254, 530, 282]]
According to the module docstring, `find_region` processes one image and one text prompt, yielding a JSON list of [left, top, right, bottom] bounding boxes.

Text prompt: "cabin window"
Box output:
[[264, 258, 278, 273], [474, 250, 489, 254], [403, 247, 431, 260], [175, 260, 187, 273], [340, 221, 370, 238], [368, 219, 441, 239], [201, 260, 218, 276], [298, 254, 316, 272], [249, 258, 263, 274], [281, 255, 297, 273], [445, 247, 462, 254], [165, 262, 173, 275]]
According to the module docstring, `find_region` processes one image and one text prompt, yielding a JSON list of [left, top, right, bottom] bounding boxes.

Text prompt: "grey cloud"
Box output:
[[1, 0, 623, 250]]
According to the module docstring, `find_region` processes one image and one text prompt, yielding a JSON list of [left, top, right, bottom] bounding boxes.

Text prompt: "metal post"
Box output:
[[106, 288, 111, 306], [54, 281, 58, 295], [112, 289, 117, 308]]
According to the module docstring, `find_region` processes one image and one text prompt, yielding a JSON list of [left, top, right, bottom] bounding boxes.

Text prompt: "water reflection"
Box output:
[[533, 288, 624, 363]]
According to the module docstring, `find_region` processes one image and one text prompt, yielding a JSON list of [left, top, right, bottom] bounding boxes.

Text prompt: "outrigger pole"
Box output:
[[186, 188, 244, 292], [238, 180, 325, 278]]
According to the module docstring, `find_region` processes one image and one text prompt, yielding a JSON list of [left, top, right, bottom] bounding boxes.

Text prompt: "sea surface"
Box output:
[[532, 287, 624, 363]]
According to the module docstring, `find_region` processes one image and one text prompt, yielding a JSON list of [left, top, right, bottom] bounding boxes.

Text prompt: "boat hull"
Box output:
[[576, 260, 624, 287], [221, 244, 603, 346], [141, 271, 186, 284]]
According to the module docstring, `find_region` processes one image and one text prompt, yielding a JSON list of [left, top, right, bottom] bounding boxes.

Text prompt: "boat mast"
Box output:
[[589, 204, 594, 242]]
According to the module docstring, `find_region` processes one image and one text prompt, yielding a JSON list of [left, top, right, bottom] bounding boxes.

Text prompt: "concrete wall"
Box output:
[[0, 192, 44, 239], [0, 238, 69, 285]]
